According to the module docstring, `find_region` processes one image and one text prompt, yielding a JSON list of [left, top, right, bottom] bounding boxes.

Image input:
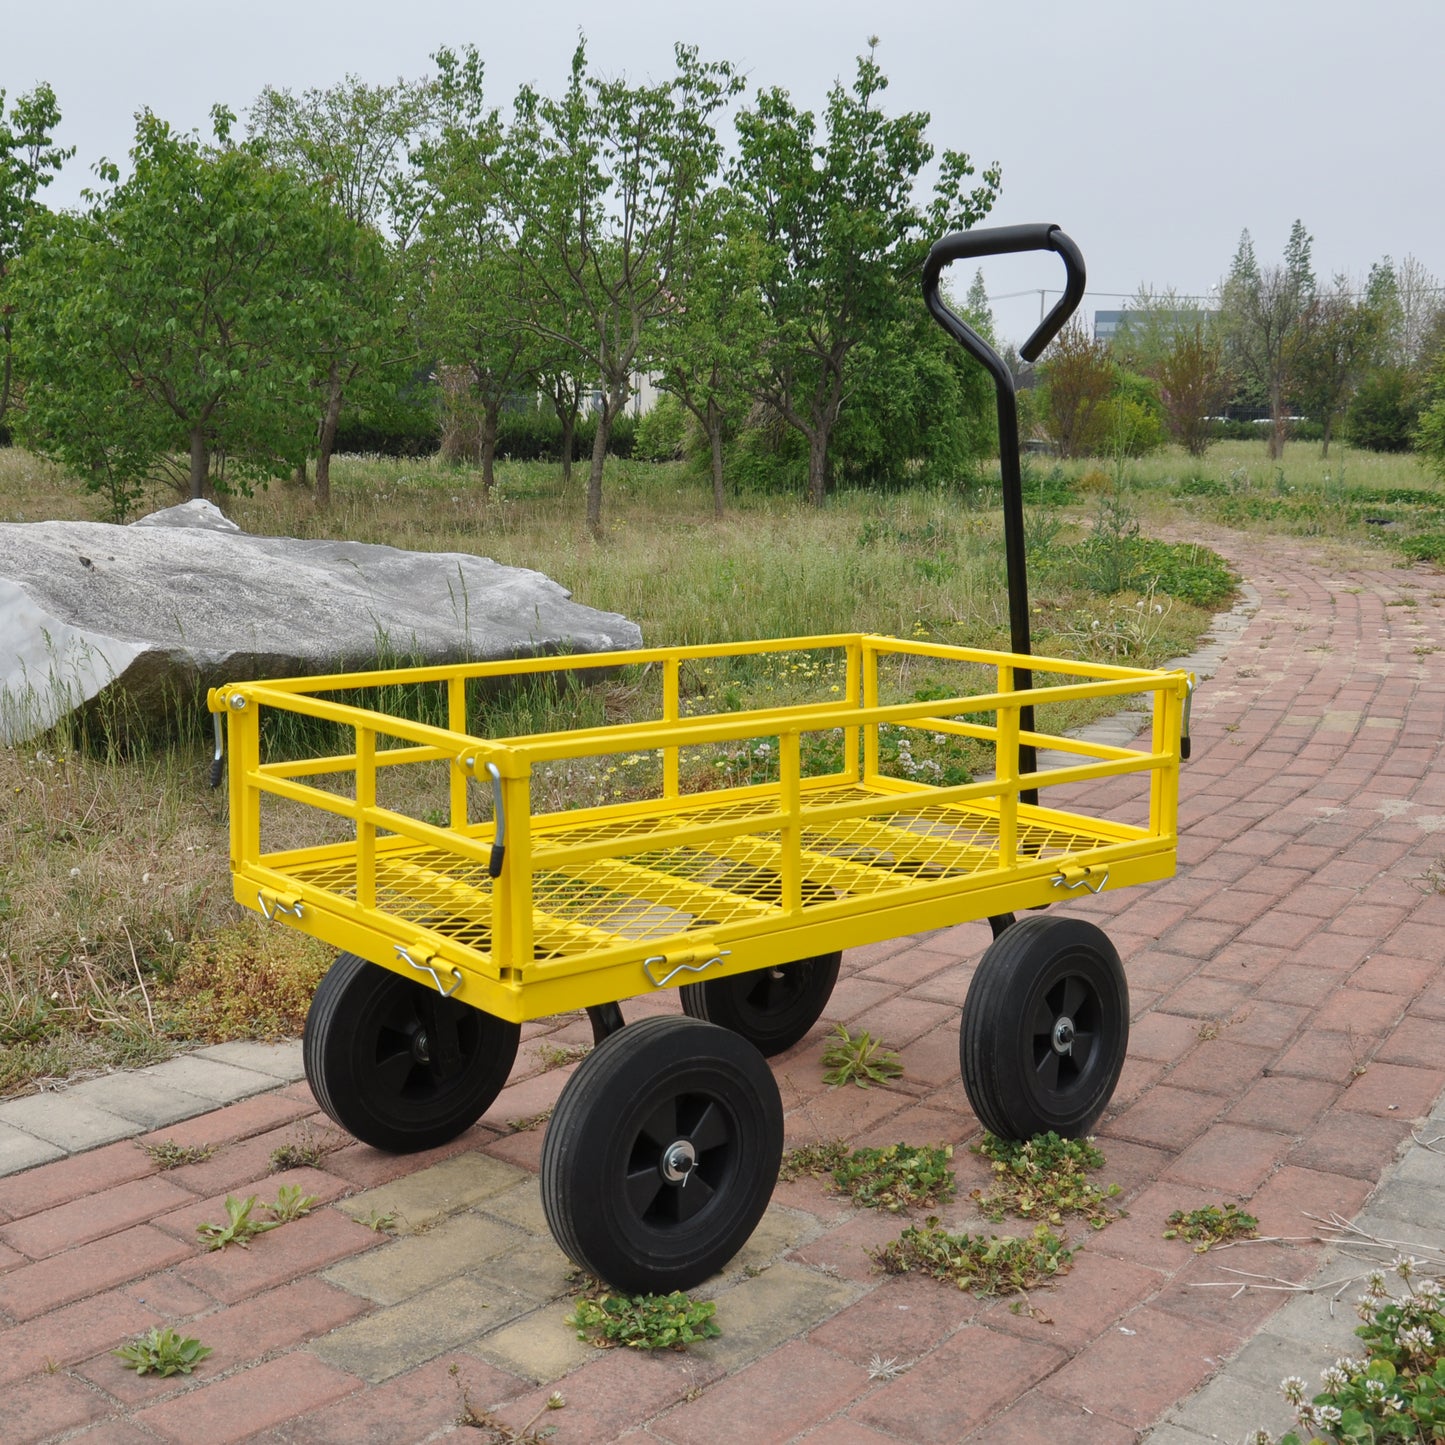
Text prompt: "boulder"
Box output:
[[0, 500, 643, 742]]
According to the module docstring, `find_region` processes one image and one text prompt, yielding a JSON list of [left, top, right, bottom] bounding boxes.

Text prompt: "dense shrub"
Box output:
[[633, 393, 690, 462], [1346, 367, 1420, 452], [332, 394, 638, 462]]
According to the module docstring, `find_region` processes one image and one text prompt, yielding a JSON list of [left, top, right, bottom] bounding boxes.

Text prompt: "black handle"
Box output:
[[921, 223, 1086, 363], [921, 223, 1089, 807]]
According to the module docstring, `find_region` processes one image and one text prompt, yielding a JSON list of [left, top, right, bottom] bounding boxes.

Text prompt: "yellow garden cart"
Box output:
[[212, 226, 1193, 1292]]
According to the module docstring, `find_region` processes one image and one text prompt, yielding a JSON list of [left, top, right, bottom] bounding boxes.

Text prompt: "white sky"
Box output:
[[8, 0, 1443, 346]]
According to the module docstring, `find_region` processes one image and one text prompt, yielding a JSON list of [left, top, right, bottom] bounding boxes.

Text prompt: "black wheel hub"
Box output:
[[1030, 972, 1099, 1099], [625, 1092, 733, 1226]]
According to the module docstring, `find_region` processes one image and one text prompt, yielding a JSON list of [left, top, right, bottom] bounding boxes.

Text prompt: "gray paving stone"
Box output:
[[1392, 1141, 1445, 1186], [1260, 1288, 1367, 1357], [1166, 1369, 1294, 1443], [0, 1121, 65, 1175], [336, 1153, 530, 1235], [470, 1299, 596, 1383], [1344, 1182, 1445, 1234], [192, 1040, 305, 1081], [308, 1274, 534, 1383], [130, 1054, 282, 1105], [0, 1091, 139, 1151], [1140, 1426, 1224, 1445], [472, 1232, 581, 1304], [325, 1210, 530, 1306], [687, 1261, 862, 1372], [63, 1072, 215, 1129]]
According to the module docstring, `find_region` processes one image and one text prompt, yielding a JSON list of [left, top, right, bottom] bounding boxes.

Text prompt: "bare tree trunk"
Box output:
[[806, 427, 828, 507], [480, 400, 501, 498], [586, 409, 610, 540], [1320, 412, 1334, 458], [1267, 378, 1287, 460], [189, 427, 208, 499], [559, 411, 575, 487], [0, 325, 13, 431], [709, 412, 725, 520], [314, 367, 345, 508]]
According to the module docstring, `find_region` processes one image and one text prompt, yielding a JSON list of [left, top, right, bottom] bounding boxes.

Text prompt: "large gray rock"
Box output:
[[0, 500, 642, 741]]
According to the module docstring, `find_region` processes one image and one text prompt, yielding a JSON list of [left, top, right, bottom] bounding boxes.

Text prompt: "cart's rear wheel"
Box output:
[[540, 1015, 783, 1294], [960, 915, 1128, 1139], [678, 951, 840, 1056], [304, 952, 519, 1153]]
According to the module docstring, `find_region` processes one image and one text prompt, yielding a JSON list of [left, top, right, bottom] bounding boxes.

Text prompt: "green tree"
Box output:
[[730, 41, 1000, 505], [1297, 273, 1386, 457], [1345, 366, 1419, 452], [0, 82, 72, 432], [1038, 320, 1116, 458], [1152, 321, 1228, 456], [417, 55, 537, 495], [1412, 349, 1445, 477], [249, 75, 434, 504], [11, 108, 349, 512], [652, 192, 767, 515], [480, 38, 741, 537], [1220, 221, 1316, 459]]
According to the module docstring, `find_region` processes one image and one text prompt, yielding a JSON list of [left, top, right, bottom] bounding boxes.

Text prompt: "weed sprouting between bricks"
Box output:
[[196, 1187, 320, 1249], [972, 1132, 1123, 1230], [820, 1022, 903, 1088], [779, 1140, 956, 1213], [566, 1291, 720, 1351], [113, 1326, 212, 1377], [1164, 1203, 1260, 1252]]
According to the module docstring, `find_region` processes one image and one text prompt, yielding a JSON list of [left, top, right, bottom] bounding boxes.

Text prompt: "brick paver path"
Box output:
[[4, 527, 1445, 1444]]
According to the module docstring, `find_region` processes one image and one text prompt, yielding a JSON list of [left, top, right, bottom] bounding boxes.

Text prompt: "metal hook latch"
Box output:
[[210, 712, 225, 789], [395, 945, 463, 998], [642, 949, 732, 990], [257, 891, 304, 921], [485, 762, 506, 879], [1052, 865, 1109, 895]]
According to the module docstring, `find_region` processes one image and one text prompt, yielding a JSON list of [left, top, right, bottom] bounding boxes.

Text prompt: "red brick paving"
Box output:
[[3, 530, 1445, 1442]]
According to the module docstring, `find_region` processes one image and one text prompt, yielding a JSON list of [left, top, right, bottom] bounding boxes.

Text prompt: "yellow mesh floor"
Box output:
[[281, 783, 1111, 967]]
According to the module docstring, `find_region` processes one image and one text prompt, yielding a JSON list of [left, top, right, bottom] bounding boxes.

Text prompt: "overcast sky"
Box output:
[[8, 0, 1442, 345]]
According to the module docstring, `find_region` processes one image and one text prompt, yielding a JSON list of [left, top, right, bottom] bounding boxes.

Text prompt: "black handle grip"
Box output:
[[921, 223, 1086, 362]]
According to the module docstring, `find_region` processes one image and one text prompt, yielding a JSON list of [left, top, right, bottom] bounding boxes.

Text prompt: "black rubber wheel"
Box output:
[[960, 915, 1128, 1139], [540, 1015, 783, 1293], [678, 951, 841, 1056], [303, 951, 519, 1153]]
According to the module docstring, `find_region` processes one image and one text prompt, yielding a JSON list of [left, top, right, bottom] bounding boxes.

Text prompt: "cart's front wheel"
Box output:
[[304, 952, 519, 1153], [541, 1015, 783, 1294], [960, 915, 1128, 1139], [678, 951, 840, 1056]]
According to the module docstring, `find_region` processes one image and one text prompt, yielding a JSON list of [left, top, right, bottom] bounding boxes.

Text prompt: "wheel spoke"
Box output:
[[686, 1100, 732, 1157], [1059, 975, 1088, 1021], [624, 1162, 665, 1219], [1070, 1027, 1096, 1063], [745, 972, 775, 1011], [1032, 1047, 1061, 1093], [373, 1042, 415, 1098], [637, 1099, 679, 1150], [672, 1172, 716, 1223], [1030, 995, 1056, 1040], [423, 1000, 466, 1079]]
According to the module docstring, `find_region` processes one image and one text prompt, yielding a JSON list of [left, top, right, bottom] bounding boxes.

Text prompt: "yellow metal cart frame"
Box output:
[[211, 224, 1197, 1293], [213, 635, 1188, 1022]]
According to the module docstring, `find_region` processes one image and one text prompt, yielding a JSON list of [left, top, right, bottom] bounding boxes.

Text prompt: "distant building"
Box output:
[[1093, 308, 1215, 345]]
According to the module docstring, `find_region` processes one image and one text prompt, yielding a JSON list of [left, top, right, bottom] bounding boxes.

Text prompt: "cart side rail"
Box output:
[[213, 638, 1189, 1015]]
